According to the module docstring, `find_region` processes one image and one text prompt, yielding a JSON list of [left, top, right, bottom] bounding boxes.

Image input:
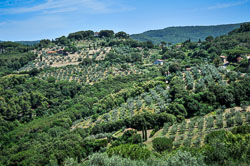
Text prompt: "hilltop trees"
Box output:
[[229, 22, 250, 34], [115, 31, 129, 39], [99, 30, 115, 38], [55, 36, 70, 45], [39, 39, 51, 47], [205, 36, 214, 42], [68, 30, 94, 40]]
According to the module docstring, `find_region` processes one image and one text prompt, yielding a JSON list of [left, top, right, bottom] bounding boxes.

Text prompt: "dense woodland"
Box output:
[[0, 24, 250, 166], [130, 23, 242, 44]]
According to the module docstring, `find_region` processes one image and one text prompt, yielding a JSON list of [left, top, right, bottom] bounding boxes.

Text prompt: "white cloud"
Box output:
[[0, 0, 133, 15], [207, 0, 249, 10], [0, 0, 135, 40]]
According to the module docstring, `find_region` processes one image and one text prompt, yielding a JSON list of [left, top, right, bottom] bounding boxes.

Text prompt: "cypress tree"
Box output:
[[144, 123, 147, 141], [142, 125, 145, 141]]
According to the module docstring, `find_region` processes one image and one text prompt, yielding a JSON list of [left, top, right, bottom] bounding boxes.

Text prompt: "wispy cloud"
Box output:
[[0, 0, 135, 41], [207, 0, 249, 10], [0, 0, 133, 15]]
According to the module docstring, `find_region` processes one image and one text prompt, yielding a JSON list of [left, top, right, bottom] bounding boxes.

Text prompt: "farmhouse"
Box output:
[[220, 55, 229, 66], [176, 44, 182, 48], [237, 57, 243, 63], [94, 32, 99, 37], [154, 59, 164, 65], [47, 51, 57, 54]]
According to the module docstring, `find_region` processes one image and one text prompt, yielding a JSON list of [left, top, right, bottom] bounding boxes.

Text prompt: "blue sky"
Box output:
[[0, 0, 250, 41]]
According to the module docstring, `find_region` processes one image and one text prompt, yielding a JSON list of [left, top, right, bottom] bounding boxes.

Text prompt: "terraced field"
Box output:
[[145, 106, 250, 150], [38, 63, 144, 84]]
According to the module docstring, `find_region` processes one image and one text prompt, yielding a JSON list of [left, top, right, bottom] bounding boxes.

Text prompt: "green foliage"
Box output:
[[204, 130, 228, 144], [99, 30, 115, 38], [179, 121, 186, 134], [39, 39, 51, 47], [131, 23, 241, 44], [107, 144, 151, 160], [197, 118, 204, 131], [165, 150, 206, 166], [215, 115, 223, 128], [91, 112, 176, 134], [150, 126, 160, 138], [84, 153, 150, 166], [68, 30, 94, 40], [229, 23, 250, 34], [162, 122, 171, 135], [64, 158, 79, 166], [117, 129, 142, 144], [235, 112, 243, 126], [1, 25, 250, 166], [203, 130, 250, 165], [231, 125, 250, 134], [170, 123, 178, 135], [169, 63, 181, 73], [0, 74, 158, 165], [206, 117, 214, 130], [115, 31, 129, 39], [0, 41, 36, 76], [152, 137, 173, 153]]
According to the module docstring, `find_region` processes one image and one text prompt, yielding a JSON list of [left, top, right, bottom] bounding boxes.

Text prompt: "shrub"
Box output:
[[231, 125, 250, 134], [203, 129, 249, 165], [86, 153, 147, 166], [179, 121, 186, 134], [162, 123, 171, 135], [131, 134, 142, 144], [188, 120, 196, 131], [107, 144, 151, 160], [206, 117, 214, 129], [230, 108, 236, 116], [246, 112, 250, 123], [47, 77, 56, 83], [215, 116, 223, 129], [152, 137, 173, 153], [216, 109, 224, 115], [170, 124, 178, 135], [150, 126, 160, 138], [204, 130, 228, 144], [226, 117, 234, 128], [63, 158, 78, 166], [183, 138, 192, 147], [197, 118, 204, 131], [235, 112, 243, 126], [193, 138, 201, 147], [166, 150, 206, 166], [173, 140, 182, 149]]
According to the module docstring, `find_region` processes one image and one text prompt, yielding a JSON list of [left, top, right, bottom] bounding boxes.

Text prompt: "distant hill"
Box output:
[[0, 40, 40, 45], [131, 23, 243, 44], [15, 40, 40, 45]]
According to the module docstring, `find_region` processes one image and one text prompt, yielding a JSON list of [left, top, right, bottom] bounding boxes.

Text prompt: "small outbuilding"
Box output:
[[154, 59, 164, 65]]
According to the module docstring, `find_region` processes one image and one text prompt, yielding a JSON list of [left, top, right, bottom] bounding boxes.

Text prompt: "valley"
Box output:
[[0, 24, 249, 166]]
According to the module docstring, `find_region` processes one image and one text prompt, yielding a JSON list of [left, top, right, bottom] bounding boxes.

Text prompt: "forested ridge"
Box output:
[[131, 23, 242, 44], [0, 24, 250, 166]]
